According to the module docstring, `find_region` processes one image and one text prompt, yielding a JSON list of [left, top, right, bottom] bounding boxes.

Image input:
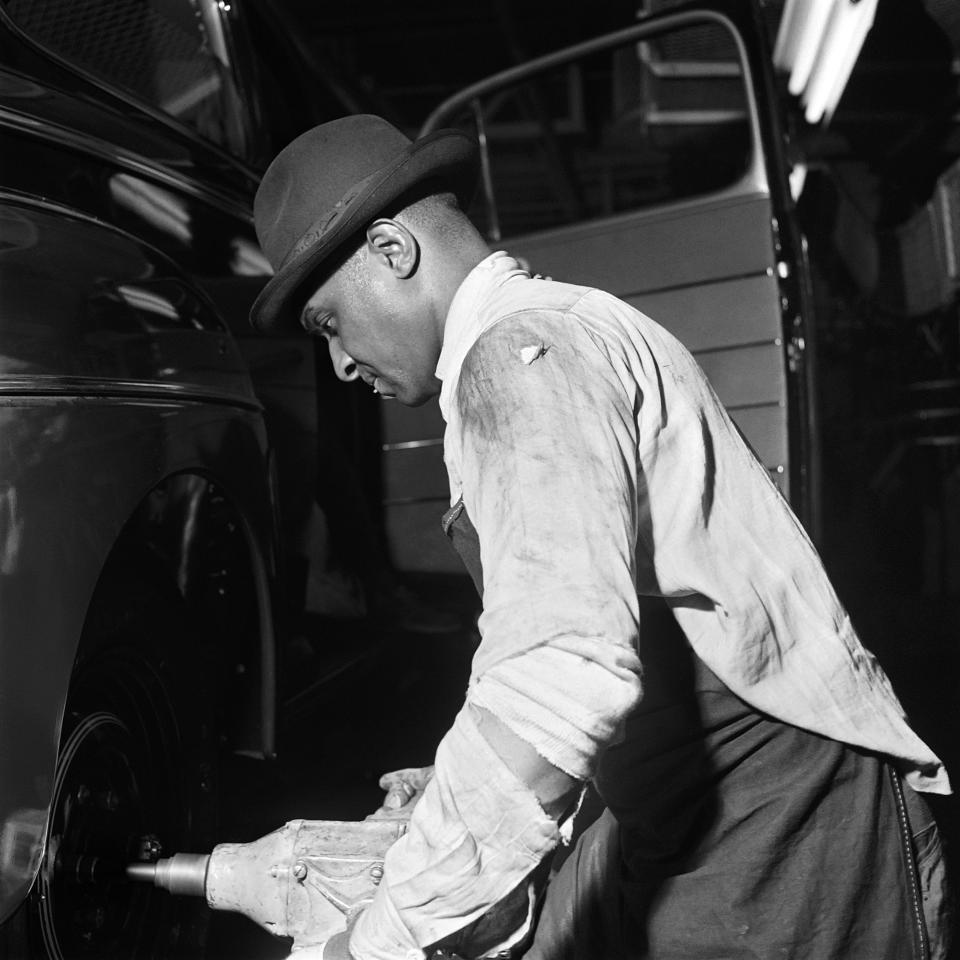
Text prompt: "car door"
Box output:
[[381, 5, 817, 574]]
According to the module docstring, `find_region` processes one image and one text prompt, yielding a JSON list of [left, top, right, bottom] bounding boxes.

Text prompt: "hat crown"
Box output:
[[254, 115, 413, 272], [250, 114, 477, 333]]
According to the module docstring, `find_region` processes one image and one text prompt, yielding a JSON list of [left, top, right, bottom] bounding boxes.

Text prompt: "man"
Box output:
[[251, 115, 951, 960]]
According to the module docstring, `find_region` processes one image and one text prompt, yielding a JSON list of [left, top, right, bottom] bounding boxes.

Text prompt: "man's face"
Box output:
[[300, 252, 442, 406]]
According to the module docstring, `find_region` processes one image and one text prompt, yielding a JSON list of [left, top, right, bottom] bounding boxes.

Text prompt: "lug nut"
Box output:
[[137, 834, 163, 862]]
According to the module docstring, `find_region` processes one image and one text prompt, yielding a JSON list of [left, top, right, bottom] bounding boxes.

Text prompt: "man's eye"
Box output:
[[307, 314, 334, 338]]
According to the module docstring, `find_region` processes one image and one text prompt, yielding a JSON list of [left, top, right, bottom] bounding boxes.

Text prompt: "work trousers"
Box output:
[[526, 767, 952, 960]]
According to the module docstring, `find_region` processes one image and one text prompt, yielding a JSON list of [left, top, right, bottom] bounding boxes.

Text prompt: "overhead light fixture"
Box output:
[[773, 0, 879, 125]]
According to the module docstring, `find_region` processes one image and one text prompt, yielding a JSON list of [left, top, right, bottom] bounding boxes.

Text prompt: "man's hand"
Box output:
[[365, 766, 434, 821], [287, 928, 352, 960], [291, 768, 433, 960], [321, 930, 353, 959]]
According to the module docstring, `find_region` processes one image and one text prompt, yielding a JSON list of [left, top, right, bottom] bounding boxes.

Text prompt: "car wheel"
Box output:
[[6, 577, 219, 959]]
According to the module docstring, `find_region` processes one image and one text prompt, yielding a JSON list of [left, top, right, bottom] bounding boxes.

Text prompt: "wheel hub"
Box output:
[[38, 711, 162, 959]]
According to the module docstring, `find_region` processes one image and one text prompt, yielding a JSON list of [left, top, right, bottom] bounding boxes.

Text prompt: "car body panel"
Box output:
[[0, 198, 256, 399]]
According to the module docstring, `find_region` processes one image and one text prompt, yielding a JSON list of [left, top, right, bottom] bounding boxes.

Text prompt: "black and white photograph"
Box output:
[[0, 1, 957, 957]]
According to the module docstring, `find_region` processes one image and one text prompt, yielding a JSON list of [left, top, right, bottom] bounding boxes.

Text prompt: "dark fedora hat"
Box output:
[[250, 114, 478, 334]]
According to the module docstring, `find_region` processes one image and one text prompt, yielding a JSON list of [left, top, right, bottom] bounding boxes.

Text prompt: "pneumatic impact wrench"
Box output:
[[127, 818, 407, 950]]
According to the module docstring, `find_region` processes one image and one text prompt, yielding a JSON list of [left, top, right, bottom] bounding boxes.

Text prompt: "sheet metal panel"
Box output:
[[694, 342, 785, 410], [729, 403, 788, 468], [626, 273, 780, 351], [510, 192, 774, 297], [382, 442, 448, 504]]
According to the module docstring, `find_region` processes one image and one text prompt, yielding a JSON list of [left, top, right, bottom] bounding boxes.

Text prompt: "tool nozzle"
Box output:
[[126, 853, 210, 897], [125, 862, 158, 883]]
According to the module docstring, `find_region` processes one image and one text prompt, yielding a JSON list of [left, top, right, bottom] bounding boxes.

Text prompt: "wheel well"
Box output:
[[21, 581, 218, 959], [76, 473, 275, 758]]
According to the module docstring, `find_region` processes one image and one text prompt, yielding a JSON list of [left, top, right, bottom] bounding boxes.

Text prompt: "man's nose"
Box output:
[[328, 339, 359, 383]]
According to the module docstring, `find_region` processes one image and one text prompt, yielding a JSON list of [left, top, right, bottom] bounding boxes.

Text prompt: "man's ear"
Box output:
[[365, 218, 419, 278]]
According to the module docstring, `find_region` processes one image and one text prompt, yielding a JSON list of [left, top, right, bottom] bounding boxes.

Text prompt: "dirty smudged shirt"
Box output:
[[348, 251, 949, 960]]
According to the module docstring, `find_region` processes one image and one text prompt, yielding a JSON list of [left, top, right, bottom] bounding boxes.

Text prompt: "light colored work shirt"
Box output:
[[349, 251, 949, 960]]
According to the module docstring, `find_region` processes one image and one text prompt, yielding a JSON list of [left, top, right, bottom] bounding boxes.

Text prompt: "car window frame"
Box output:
[[422, 8, 768, 241], [0, 0, 267, 179]]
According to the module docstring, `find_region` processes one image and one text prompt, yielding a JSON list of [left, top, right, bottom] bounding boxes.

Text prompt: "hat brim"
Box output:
[[251, 128, 478, 335]]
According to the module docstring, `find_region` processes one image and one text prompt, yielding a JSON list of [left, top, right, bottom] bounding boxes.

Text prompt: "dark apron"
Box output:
[[442, 499, 930, 960]]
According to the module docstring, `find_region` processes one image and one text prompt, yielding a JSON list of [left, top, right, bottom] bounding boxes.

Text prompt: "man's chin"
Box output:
[[391, 381, 441, 407], [392, 390, 425, 407]]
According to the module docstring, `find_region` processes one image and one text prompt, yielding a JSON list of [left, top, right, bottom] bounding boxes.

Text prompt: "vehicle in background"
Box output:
[[379, 1, 817, 576]]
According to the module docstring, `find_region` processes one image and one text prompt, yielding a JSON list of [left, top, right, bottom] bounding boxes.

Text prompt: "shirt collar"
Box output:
[[436, 250, 529, 421]]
